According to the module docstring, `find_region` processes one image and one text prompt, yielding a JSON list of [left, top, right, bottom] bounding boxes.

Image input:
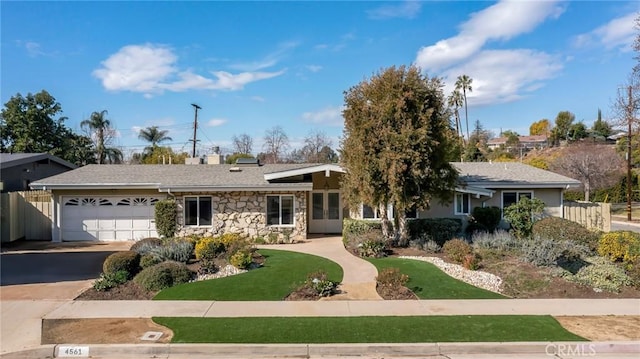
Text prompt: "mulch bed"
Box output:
[[75, 281, 156, 300]]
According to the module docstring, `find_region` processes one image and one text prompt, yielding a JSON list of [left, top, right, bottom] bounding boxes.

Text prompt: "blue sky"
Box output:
[[1, 1, 638, 158]]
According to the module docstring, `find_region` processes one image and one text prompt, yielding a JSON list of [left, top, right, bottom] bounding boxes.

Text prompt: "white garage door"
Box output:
[[62, 196, 163, 241]]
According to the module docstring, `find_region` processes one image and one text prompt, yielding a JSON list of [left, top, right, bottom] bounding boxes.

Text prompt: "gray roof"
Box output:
[[453, 162, 580, 188], [0, 153, 77, 170], [31, 163, 324, 190], [31, 161, 580, 191]]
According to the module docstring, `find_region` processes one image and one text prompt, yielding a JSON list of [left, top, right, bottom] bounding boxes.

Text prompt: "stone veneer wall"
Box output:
[[175, 191, 306, 243]]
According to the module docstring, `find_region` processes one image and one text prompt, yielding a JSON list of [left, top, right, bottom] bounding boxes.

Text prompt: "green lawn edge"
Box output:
[[154, 249, 344, 301], [153, 315, 586, 343], [367, 257, 505, 299]]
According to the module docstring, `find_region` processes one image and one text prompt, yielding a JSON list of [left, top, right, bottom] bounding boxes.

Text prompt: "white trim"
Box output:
[[183, 195, 213, 227], [30, 183, 160, 190], [466, 182, 579, 189], [266, 194, 296, 227], [455, 185, 494, 198], [264, 164, 345, 181], [360, 203, 394, 220]]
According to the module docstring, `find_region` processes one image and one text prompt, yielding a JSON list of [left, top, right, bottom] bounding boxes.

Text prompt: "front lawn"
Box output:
[[154, 315, 585, 343], [154, 249, 343, 300], [367, 257, 505, 299]]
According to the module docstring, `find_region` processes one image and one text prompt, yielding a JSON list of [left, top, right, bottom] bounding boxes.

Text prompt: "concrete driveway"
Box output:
[[0, 241, 130, 300]]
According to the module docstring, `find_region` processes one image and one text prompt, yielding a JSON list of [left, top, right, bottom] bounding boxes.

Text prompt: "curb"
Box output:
[[2, 342, 638, 358]]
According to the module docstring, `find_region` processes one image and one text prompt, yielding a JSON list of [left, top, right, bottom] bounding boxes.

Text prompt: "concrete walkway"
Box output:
[[257, 236, 382, 300]]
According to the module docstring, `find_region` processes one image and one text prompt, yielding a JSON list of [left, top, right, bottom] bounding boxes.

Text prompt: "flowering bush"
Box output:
[[443, 238, 473, 264]]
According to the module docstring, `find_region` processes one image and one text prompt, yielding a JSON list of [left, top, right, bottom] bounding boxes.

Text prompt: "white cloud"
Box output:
[[441, 50, 563, 106], [251, 96, 266, 102], [301, 106, 344, 126], [574, 12, 638, 51], [415, 0, 564, 71], [207, 118, 228, 127], [93, 43, 285, 96], [414, 0, 565, 107], [367, 1, 422, 20], [305, 65, 323, 73], [228, 41, 300, 71]]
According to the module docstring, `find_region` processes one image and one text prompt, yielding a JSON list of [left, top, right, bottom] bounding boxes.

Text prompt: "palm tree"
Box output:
[[455, 75, 473, 141], [138, 126, 172, 154], [81, 110, 122, 164], [447, 89, 464, 144]]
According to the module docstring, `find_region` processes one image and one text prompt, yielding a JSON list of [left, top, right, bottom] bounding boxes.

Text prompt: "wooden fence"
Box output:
[[563, 200, 611, 232], [0, 190, 52, 242]]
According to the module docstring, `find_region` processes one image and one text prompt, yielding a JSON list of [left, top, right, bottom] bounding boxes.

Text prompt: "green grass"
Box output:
[[153, 315, 586, 343], [154, 249, 343, 301], [367, 257, 505, 299]]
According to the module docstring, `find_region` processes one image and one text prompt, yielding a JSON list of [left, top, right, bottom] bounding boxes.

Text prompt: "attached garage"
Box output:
[[61, 196, 163, 241]]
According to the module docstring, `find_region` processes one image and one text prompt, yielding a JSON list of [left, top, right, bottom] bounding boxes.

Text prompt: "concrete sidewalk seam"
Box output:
[[202, 301, 215, 318]]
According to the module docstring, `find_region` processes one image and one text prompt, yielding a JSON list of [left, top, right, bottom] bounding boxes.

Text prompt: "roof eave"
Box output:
[[465, 181, 581, 189], [264, 164, 345, 181], [29, 183, 160, 190], [158, 184, 313, 192]]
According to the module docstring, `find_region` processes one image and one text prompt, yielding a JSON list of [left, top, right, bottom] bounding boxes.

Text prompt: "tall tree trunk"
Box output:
[[396, 211, 409, 247], [378, 203, 392, 243], [584, 183, 591, 202], [463, 89, 470, 141]]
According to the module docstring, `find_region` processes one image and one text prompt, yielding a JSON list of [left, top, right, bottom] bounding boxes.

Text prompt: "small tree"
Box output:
[[155, 199, 177, 238], [503, 197, 545, 239]]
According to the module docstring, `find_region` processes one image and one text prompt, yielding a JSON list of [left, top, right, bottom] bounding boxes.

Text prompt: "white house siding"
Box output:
[[175, 191, 307, 243]]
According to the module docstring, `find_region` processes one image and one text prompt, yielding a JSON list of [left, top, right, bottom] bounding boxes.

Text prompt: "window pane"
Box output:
[[199, 197, 212, 226], [406, 207, 417, 219], [185, 198, 198, 226], [503, 192, 517, 209], [267, 196, 280, 225], [463, 194, 470, 214], [281, 196, 294, 225], [312, 193, 324, 220], [362, 205, 375, 219], [328, 193, 340, 220]]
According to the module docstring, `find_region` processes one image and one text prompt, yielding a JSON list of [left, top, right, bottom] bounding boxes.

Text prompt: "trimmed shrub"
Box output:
[[133, 261, 193, 291], [442, 238, 473, 264], [195, 237, 225, 260], [229, 249, 253, 269], [148, 239, 194, 263], [343, 220, 386, 257], [598, 231, 640, 264], [468, 206, 502, 233], [626, 259, 640, 289], [93, 270, 128, 291], [343, 219, 383, 236], [102, 251, 140, 278], [520, 239, 589, 267], [562, 257, 632, 292], [423, 239, 442, 253], [130, 237, 162, 252], [472, 230, 519, 252], [376, 267, 409, 289], [532, 217, 600, 251], [503, 197, 545, 239], [407, 218, 462, 246], [155, 200, 177, 238], [140, 254, 162, 269], [358, 236, 387, 258]]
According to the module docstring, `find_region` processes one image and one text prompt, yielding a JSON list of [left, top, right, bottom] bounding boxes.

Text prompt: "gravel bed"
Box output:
[[196, 265, 247, 281], [399, 256, 503, 293]]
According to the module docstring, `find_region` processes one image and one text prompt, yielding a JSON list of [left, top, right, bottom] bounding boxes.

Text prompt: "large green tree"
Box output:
[[81, 110, 122, 164], [0, 90, 95, 165], [591, 109, 612, 138], [455, 75, 473, 141], [341, 65, 459, 245], [551, 111, 575, 144]]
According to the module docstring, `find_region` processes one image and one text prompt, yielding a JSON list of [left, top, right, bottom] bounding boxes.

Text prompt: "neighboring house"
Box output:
[[487, 135, 549, 150], [0, 153, 77, 193], [30, 160, 579, 242]]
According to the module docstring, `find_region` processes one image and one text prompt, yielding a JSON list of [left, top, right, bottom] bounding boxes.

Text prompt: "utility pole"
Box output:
[[190, 103, 201, 158], [627, 86, 633, 222]]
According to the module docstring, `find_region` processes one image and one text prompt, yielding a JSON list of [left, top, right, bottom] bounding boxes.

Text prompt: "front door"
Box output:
[[309, 190, 342, 234]]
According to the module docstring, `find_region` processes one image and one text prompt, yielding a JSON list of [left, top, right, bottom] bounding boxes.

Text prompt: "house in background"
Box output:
[[30, 160, 580, 242], [487, 135, 549, 151], [0, 153, 77, 193]]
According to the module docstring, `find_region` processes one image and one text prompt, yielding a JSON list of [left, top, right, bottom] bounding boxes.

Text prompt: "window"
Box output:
[[502, 191, 533, 211], [185, 196, 212, 226], [361, 204, 394, 220], [455, 193, 471, 215], [267, 195, 294, 226], [405, 207, 418, 219]]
